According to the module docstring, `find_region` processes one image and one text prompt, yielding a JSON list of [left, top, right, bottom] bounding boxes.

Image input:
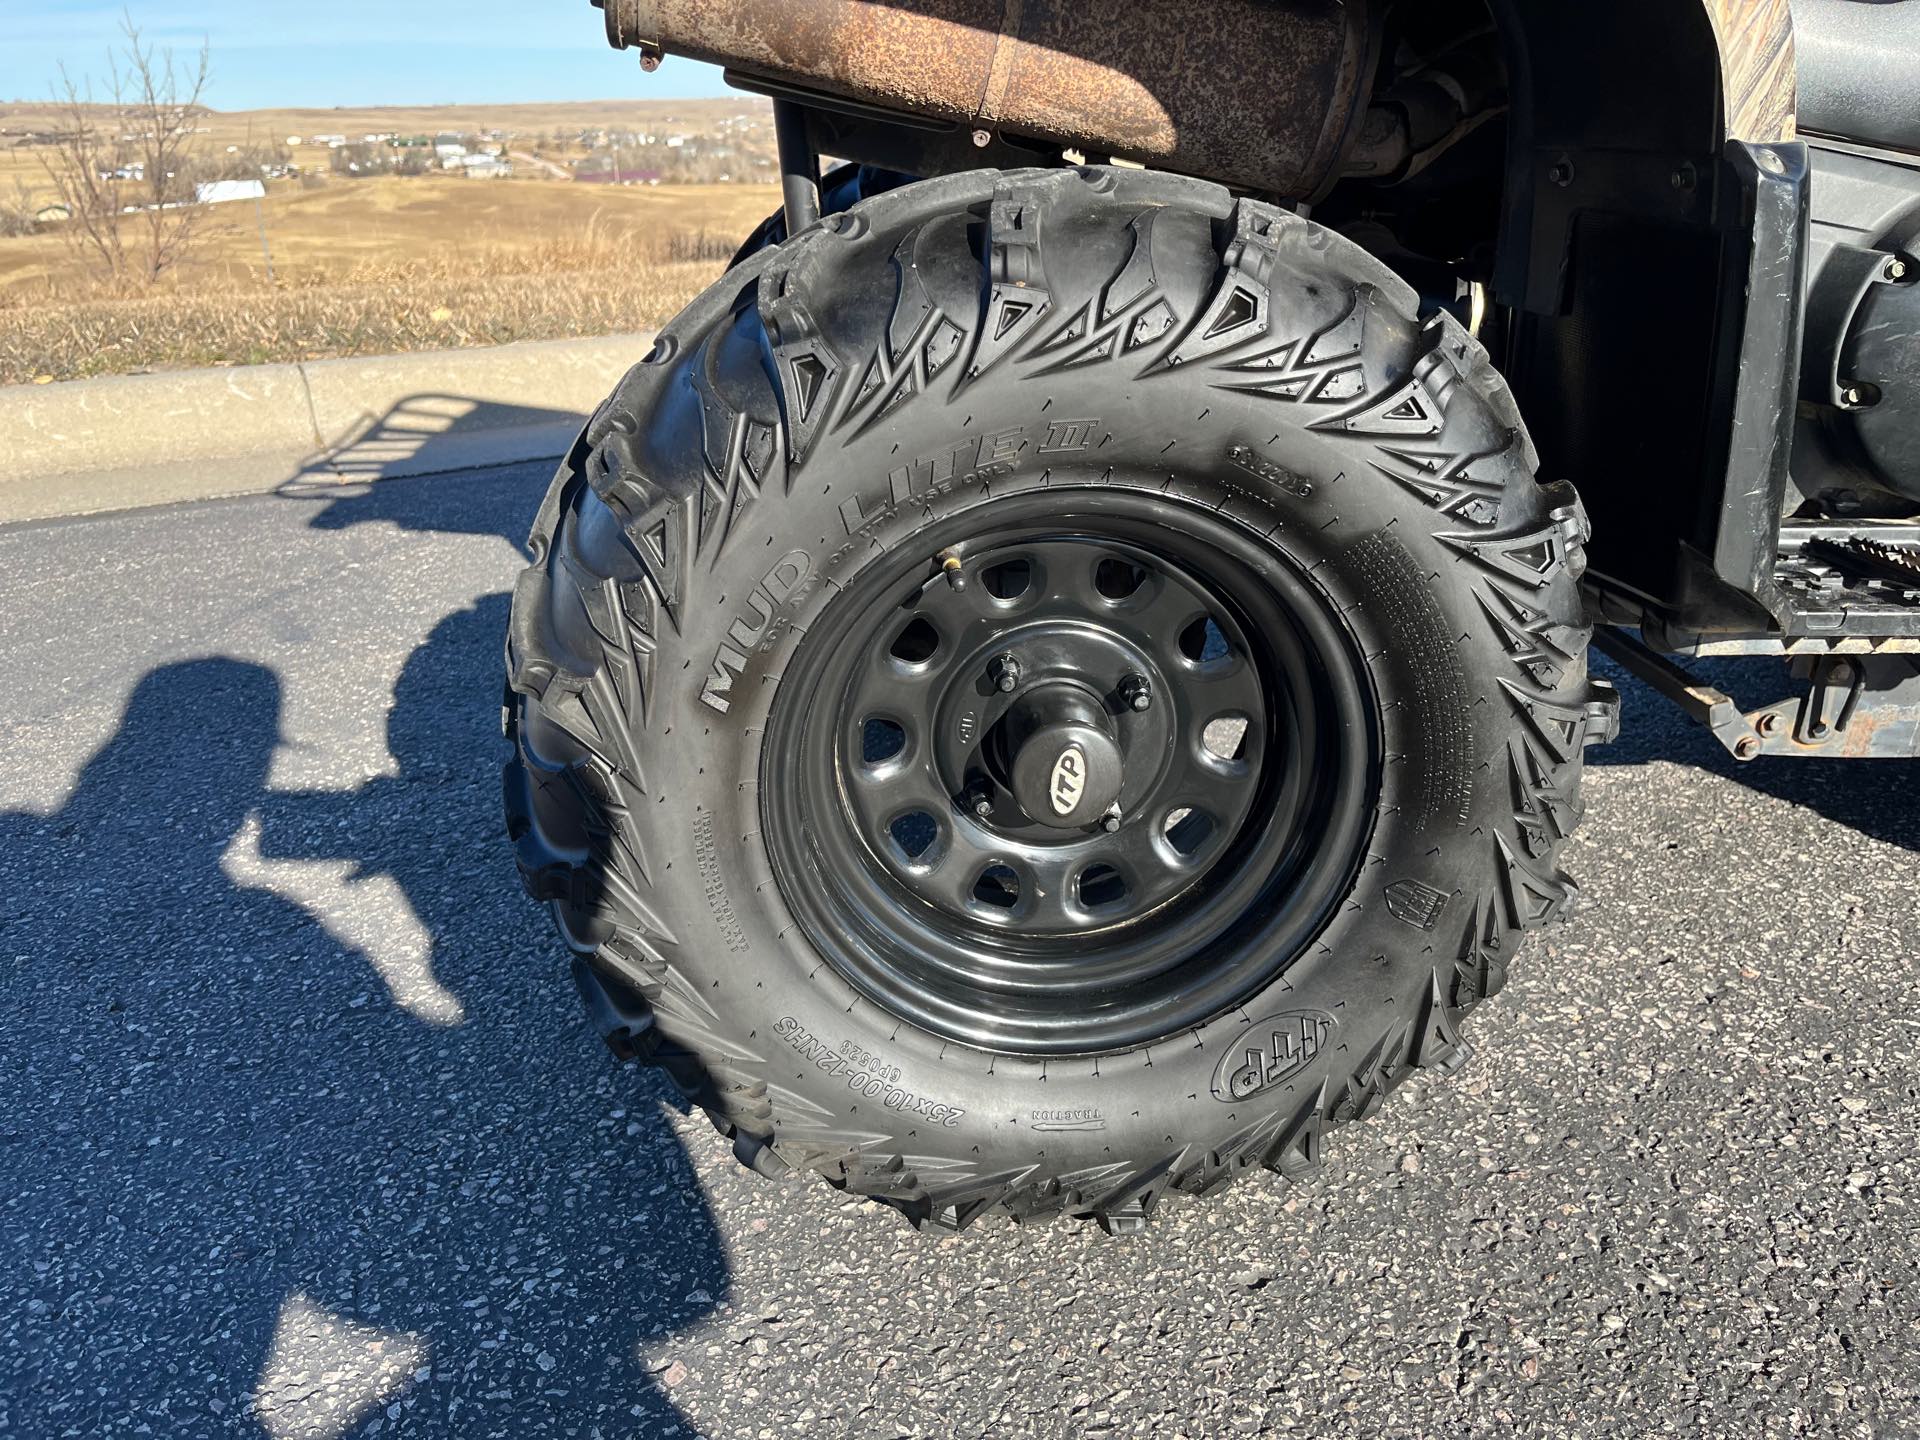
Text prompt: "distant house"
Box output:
[[574, 165, 662, 185], [194, 179, 267, 206], [455, 154, 511, 179]]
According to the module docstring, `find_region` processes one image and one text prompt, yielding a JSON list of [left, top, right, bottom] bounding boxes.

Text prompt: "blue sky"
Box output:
[[1, 1, 733, 109]]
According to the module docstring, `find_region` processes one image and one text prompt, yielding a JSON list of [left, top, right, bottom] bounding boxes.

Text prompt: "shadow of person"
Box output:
[[1591, 652, 1920, 854], [4, 642, 729, 1435]]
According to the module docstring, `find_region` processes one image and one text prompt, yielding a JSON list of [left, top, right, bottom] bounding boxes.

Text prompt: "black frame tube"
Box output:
[[773, 98, 821, 235]]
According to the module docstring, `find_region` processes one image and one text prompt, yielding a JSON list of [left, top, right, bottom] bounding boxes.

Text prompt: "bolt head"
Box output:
[[1118, 674, 1152, 712], [990, 654, 1021, 693], [1734, 735, 1761, 761], [1098, 808, 1122, 834], [971, 128, 992, 149], [1887, 256, 1910, 282]]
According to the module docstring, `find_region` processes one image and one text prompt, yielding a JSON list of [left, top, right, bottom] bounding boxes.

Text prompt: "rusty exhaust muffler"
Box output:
[[598, 0, 1374, 198]]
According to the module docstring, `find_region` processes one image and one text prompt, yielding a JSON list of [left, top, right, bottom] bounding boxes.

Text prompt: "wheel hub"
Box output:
[[1003, 682, 1122, 828]]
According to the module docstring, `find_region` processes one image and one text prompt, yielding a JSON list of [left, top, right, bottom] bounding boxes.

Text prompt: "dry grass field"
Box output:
[[0, 177, 780, 384], [0, 100, 781, 385], [0, 173, 779, 291]]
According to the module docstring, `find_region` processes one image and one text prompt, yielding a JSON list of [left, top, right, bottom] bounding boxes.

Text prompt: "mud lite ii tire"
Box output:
[[503, 168, 1618, 1235]]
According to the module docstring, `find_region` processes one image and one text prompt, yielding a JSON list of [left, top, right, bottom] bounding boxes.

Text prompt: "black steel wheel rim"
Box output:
[[762, 489, 1379, 1055]]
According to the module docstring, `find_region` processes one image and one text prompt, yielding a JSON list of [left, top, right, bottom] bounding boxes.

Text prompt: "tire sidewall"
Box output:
[[652, 375, 1517, 1169]]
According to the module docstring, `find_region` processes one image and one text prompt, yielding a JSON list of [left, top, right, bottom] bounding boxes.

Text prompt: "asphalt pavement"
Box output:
[[2, 459, 1916, 1438]]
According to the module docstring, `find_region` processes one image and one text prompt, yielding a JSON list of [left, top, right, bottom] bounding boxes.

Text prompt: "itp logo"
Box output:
[[1211, 1010, 1335, 1102], [1049, 744, 1086, 816]]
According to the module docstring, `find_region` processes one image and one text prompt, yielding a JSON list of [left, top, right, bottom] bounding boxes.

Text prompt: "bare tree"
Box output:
[[39, 15, 211, 286], [0, 181, 43, 239], [38, 70, 128, 281]]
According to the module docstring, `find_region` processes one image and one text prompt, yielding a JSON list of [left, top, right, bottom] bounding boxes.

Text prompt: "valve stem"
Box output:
[[939, 551, 968, 592]]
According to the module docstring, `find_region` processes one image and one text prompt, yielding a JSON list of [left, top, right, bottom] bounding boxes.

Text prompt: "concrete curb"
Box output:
[[0, 333, 655, 524]]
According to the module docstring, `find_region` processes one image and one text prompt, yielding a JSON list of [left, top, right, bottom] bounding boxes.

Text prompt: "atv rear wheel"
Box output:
[[504, 167, 1617, 1234]]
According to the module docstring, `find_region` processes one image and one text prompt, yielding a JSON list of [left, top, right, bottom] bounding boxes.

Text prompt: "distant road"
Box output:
[[2, 461, 1917, 1436], [510, 149, 571, 179]]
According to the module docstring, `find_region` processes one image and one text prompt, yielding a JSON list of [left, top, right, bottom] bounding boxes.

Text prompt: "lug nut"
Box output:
[[989, 653, 1022, 693], [966, 782, 994, 820], [1098, 805, 1122, 834], [1118, 673, 1152, 712], [1888, 256, 1911, 283]]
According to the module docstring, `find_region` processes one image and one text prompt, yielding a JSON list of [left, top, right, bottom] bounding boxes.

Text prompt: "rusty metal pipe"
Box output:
[[599, 0, 1374, 198]]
